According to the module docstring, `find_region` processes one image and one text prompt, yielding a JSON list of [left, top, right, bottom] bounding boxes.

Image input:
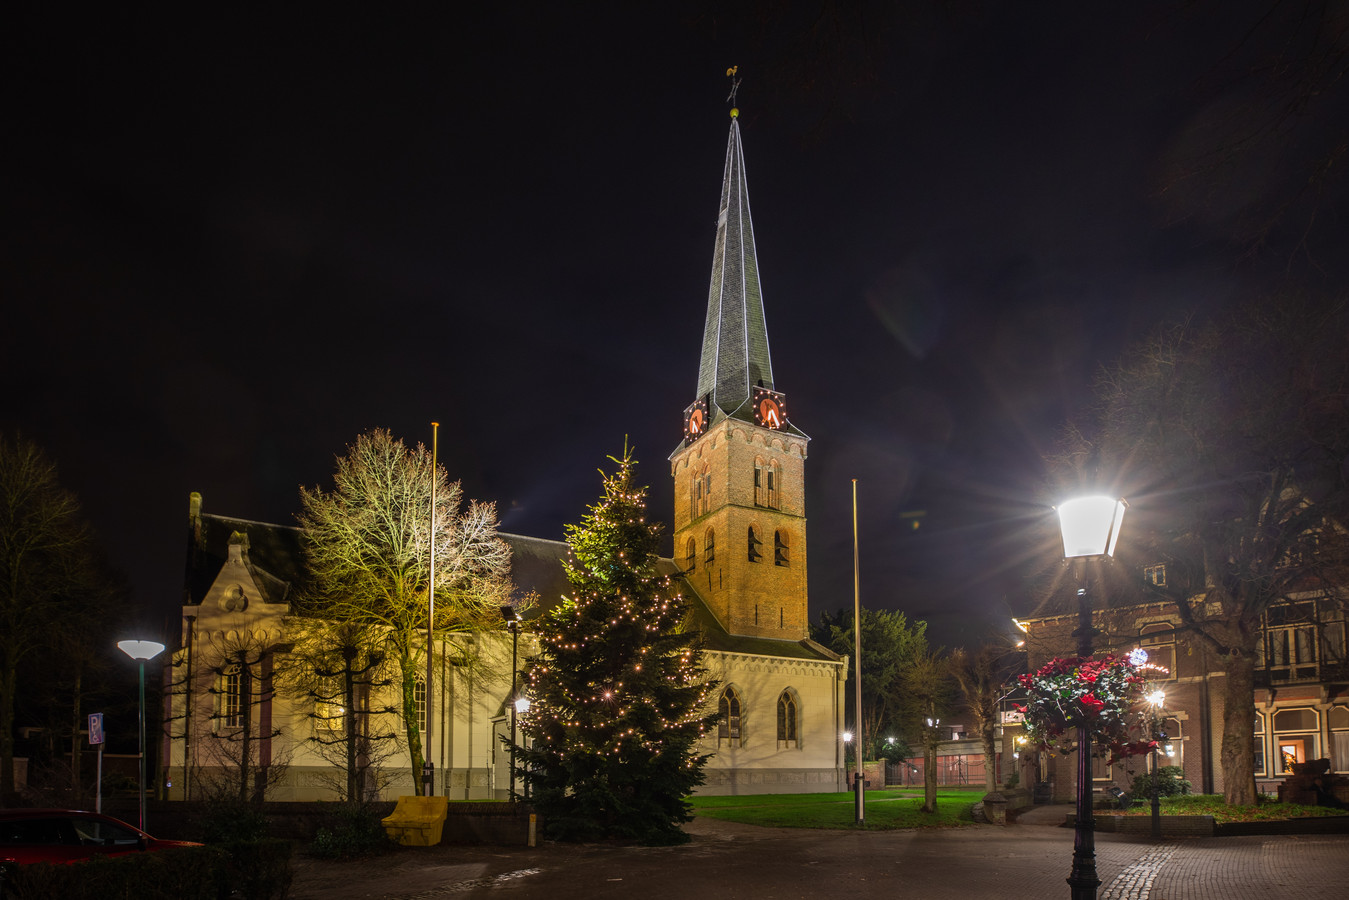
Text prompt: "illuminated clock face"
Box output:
[[684, 398, 710, 443], [752, 387, 786, 429]]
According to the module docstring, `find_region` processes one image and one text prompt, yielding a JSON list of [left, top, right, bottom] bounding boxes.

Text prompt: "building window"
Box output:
[[414, 678, 427, 734], [767, 463, 779, 509], [754, 459, 765, 507], [1254, 712, 1266, 776], [1091, 753, 1112, 782], [704, 529, 715, 565], [1262, 601, 1320, 682], [1138, 622, 1175, 680], [1273, 707, 1319, 773], [777, 691, 798, 745], [774, 530, 789, 566], [220, 664, 244, 729], [748, 526, 762, 562], [685, 537, 696, 573], [702, 467, 712, 515], [1143, 564, 1166, 586], [315, 696, 345, 732], [756, 460, 779, 509], [1330, 706, 1349, 774], [1157, 716, 1182, 767], [718, 687, 741, 742]]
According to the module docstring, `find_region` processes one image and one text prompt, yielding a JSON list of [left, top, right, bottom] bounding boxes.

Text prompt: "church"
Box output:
[[165, 107, 849, 801]]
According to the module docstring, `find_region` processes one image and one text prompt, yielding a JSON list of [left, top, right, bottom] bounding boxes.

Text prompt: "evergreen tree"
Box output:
[[516, 449, 718, 845]]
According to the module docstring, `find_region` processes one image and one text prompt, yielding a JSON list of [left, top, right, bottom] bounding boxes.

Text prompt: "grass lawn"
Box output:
[[688, 789, 978, 830], [1116, 794, 1347, 824]]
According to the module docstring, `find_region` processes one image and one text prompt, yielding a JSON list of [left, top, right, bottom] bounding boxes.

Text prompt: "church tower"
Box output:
[[670, 107, 809, 641]]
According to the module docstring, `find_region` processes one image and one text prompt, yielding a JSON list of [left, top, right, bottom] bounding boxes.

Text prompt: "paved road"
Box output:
[[290, 813, 1349, 900]]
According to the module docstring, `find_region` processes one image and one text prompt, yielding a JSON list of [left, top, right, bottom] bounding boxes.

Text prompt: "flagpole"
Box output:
[[852, 478, 864, 823], [424, 421, 439, 796]]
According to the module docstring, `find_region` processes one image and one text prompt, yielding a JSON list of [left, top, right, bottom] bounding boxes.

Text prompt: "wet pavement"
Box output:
[[289, 808, 1349, 900]]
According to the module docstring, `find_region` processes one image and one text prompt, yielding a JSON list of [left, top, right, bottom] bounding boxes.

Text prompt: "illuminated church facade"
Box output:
[[165, 110, 848, 801]]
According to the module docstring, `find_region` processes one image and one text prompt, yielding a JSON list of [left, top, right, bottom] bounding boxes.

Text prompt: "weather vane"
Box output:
[[726, 66, 741, 108]]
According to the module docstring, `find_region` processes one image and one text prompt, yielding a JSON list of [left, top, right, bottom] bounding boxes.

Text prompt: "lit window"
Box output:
[[1329, 706, 1349, 774], [777, 692, 798, 745], [315, 697, 345, 732], [1273, 707, 1319, 773], [718, 687, 741, 742]]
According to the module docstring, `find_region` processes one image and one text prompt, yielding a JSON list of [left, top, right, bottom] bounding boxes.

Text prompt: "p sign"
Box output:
[[89, 713, 105, 746]]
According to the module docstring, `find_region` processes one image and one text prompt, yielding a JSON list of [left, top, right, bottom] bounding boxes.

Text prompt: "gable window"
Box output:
[[774, 530, 789, 567], [704, 529, 716, 565], [777, 691, 798, 745], [748, 526, 762, 562], [1143, 564, 1166, 586], [718, 687, 741, 742], [220, 664, 244, 729]]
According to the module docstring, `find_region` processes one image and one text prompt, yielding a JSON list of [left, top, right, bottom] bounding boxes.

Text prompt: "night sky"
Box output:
[[6, 3, 1347, 649]]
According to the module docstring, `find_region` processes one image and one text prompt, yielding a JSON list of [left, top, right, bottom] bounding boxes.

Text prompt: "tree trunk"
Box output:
[[0, 660, 16, 802], [1219, 646, 1258, 806], [980, 725, 997, 794], [344, 656, 357, 802], [923, 741, 938, 812], [239, 662, 252, 804], [401, 658, 424, 791]]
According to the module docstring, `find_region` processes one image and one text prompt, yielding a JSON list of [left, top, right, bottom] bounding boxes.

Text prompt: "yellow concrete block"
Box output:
[[381, 795, 449, 846]]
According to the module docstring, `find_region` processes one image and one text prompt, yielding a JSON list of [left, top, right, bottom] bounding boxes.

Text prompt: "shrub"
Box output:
[[309, 803, 395, 859], [200, 800, 270, 844], [216, 839, 293, 900], [1130, 765, 1191, 801], [3, 846, 224, 900]]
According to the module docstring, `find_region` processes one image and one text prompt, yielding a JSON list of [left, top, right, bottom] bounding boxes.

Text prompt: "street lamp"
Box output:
[[1146, 687, 1166, 839], [1055, 495, 1127, 900], [841, 731, 853, 791], [117, 639, 165, 832], [502, 605, 522, 802]]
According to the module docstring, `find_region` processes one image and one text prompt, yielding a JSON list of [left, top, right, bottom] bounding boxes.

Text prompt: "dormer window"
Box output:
[[1143, 564, 1166, 586]]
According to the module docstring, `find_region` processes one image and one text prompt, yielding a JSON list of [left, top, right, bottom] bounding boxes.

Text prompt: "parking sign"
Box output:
[[89, 712, 104, 745]]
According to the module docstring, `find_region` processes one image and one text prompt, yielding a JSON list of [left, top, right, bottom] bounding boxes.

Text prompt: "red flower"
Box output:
[[1080, 693, 1105, 715]]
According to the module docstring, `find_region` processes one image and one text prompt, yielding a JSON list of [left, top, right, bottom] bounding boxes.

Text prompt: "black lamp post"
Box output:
[[1056, 495, 1127, 900], [501, 605, 521, 802], [1145, 688, 1166, 839], [117, 640, 165, 832]]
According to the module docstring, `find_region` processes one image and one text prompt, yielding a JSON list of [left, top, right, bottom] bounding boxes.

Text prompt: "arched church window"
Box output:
[[414, 677, 427, 734], [748, 526, 762, 562], [754, 458, 766, 506], [686, 537, 697, 573], [704, 529, 715, 565], [774, 530, 790, 566], [719, 686, 741, 741], [767, 462, 779, 509], [777, 691, 798, 745]]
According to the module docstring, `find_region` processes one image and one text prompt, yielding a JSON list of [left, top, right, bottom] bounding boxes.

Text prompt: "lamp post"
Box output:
[[1146, 688, 1165, 839], [117, 640, 165, 832], [502, 605, 521, 802], [842, 731, 853, 791], [1055, 495, 1127, 900]]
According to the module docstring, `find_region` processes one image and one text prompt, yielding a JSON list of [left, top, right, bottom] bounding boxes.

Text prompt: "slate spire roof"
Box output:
[[695, 112, 780, 425]]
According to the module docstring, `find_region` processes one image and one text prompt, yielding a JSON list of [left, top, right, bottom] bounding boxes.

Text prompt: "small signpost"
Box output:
[[89, 713, 105, 813]]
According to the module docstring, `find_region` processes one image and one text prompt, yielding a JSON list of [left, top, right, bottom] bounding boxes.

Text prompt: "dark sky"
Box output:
[[6, 2, 1347, 649]]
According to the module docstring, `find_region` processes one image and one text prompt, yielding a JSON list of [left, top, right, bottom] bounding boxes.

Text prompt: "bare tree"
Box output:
[[900, 645, 955, 814], [1043, 295, 1349, 805], [284, 620, 402, 802], [198, 630, 289, 804], [297, 429, 518, 791], [950, 644, 1015, 794], [0, 435, 103, 804]]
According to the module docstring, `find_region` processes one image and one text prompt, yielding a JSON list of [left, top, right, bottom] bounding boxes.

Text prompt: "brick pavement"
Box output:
[[289, 816, 1349, 900]]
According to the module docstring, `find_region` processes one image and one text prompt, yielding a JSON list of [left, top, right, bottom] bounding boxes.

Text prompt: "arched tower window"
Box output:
[[700, 464, 712, 516], [748, 526, 762, 562], [685, 537, 697, 573], [777, 691, 799, 745], [414, 677, 427, 734], [774, 530, 790, 566], [767, 461, 779, 509], [754, 459, 781, 509], [719, 686, 742, 741], [704, 529, 716, 565]]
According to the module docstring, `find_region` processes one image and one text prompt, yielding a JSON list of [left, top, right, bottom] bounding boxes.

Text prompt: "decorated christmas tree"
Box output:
[[516, 448, 719, 844]]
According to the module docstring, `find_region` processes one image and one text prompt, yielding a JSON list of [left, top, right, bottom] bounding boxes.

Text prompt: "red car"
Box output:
[[0, 808, 201, 866]]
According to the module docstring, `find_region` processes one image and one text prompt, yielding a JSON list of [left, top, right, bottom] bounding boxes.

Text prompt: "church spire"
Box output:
[[694, 108, 776, 424]]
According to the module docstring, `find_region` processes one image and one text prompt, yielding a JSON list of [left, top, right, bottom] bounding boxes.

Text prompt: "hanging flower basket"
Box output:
[[1014, 649, 1165, 762]]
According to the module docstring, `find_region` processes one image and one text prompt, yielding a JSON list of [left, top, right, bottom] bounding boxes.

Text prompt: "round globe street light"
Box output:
[[118, 640, 165, 831], [1054, 495, 1127, 900]]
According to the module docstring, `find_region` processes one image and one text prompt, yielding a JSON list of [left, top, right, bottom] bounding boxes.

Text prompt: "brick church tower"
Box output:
[[670, 108, 810, 641]]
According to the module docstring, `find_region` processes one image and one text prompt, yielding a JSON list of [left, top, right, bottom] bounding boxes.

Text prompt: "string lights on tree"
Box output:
[[513, 447, 720, 845]]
